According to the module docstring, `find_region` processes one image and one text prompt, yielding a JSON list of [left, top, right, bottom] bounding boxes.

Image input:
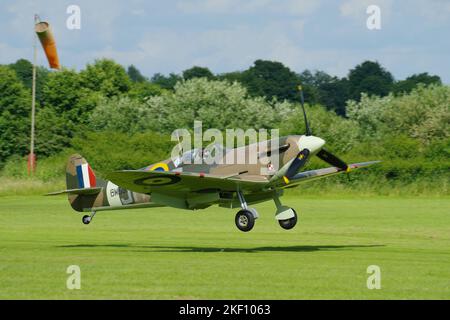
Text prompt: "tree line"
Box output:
[[152, 60, 442, 116], [0, 57, 448, 175]]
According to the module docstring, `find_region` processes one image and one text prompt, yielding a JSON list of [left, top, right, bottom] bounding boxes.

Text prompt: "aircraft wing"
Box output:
[[106, 161, 379, 194], [277, 161, 380, 188], [105, 170, 269, 194]]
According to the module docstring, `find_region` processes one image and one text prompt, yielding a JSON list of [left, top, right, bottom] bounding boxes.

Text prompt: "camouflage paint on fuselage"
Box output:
[[64, 136, 314, 213], [66, 154, 158, 212]]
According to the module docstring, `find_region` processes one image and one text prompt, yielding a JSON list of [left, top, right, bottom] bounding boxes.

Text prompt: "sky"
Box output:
[[1, 0, 449, 83]]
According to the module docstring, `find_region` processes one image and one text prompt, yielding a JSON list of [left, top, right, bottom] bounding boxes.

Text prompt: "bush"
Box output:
[[143, 78, 292, 133], [347, 85, 450, 145], [71, 131, 175, 175], [0, 66, 31, 163], [1, 150, 73, 181], [88, 96, 155, 134]]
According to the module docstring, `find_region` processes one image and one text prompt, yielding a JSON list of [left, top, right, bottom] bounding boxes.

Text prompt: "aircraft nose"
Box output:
[[299, 135, 325, 153]]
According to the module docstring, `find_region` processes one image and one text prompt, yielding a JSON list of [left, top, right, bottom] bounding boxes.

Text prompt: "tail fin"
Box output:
[[46, 154, 105, 212], [66, 154, 97, 190]]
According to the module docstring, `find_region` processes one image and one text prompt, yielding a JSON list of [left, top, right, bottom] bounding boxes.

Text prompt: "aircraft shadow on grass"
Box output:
[[57, 244, 384, 253]]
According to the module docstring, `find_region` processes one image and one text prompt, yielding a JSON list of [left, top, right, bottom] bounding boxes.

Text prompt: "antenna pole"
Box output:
[[28, 14, 39, 175]]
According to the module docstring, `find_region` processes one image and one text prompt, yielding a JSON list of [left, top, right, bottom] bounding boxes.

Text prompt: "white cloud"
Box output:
[[0, 0, 448, 84], [0, 42, 31, 64], [61, 15, 448, 83], [177, 0, 239, 14], [285, 0, 323, 16], [76, 19, 308, 75], [3, 0, 132, 45], [408, 0, 450, 23], [177, 0, 321, 15], [340, 0, 393, 21]]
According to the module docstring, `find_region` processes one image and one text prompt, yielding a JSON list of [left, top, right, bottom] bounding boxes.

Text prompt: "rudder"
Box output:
[[66, 154, 97, 190], [65, 154, 107, 212]]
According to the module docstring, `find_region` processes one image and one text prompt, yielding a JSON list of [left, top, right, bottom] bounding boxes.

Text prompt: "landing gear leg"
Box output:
[[273, 193, 298, 230], [235, 189, 258, 232], [82, 211, 96, 225]]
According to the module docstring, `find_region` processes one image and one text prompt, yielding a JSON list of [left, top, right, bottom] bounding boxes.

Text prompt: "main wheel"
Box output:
[[279, 209, 298, 230], [235, 210, 255, 232], [82, 215, 91, 225]]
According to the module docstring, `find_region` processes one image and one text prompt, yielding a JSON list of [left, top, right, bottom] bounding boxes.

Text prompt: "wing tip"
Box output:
[[351, 160, 382, 168]]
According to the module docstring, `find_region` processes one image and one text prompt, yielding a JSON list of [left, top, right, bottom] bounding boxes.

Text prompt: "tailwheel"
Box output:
[[279, 209, 298, 230], [82, 215, 91, 225], [82, 211, 96, 225], [235, 209, 255, 232]]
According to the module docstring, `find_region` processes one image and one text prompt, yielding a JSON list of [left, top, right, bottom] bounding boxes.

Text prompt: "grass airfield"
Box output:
[[0, 195, 449, 299]]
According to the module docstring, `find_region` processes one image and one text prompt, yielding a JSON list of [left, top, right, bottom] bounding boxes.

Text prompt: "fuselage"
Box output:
[[66, 135, 326, 213]]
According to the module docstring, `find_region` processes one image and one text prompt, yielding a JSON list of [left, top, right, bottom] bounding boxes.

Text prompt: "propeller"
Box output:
[[283, 149, 310, 183], [298, 85, 312, 136], [298, 85, 350, 172], [281, 86, 313, 183], [280, 86, 351, 184], [317, 149, 349, 172]]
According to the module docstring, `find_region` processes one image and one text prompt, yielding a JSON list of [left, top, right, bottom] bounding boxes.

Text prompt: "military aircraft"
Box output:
[[48, 88, 379, 232]]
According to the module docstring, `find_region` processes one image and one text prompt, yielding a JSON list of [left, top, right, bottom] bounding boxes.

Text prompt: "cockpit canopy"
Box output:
[[176, 144, 229, 167]]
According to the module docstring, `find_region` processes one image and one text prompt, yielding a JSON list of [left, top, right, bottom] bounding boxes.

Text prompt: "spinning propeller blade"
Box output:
[[298, 85, 312, 136], [283, 149, 310, 183], [317, 149, 349, 172]]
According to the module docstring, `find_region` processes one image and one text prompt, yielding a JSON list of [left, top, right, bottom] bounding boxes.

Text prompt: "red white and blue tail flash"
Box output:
[[76, 163, 96, 188]]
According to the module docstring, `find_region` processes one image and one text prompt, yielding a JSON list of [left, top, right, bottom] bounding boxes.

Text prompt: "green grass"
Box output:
[[0, 195, 449, 299]]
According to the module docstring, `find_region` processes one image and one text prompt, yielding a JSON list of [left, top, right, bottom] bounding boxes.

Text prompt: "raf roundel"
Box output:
[[149, 163, 169, 172], [134, 175, 181, 187]]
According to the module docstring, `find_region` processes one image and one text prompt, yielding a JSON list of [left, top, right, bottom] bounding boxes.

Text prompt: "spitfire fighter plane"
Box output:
[[49, 89, 379, 232]]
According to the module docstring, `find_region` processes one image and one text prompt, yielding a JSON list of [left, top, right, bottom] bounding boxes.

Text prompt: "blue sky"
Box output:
[[1, 0, 449, 82]]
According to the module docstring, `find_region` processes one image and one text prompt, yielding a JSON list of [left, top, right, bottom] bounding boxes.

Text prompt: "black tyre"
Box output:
[[235, 210, 255, 232], [278, 209, 298, 230], [82, 215, 91, 225]]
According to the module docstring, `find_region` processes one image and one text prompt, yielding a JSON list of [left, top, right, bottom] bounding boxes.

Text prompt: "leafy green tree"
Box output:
[[128, 81, 165, 101], [8, 59, 49, 105], [281, 103, 359, 153], [298, 70, 320, 104], [347, 85, 450, 145], [34, 68, 102, 155], [143, 78, 293, 133], [42, 68, 101, 124], [9, 59, 33, 88], [299, 70, 334, 88], [80, 59, 131, 97], [72, 131, 174, 173], [393, 73, 442, 95], [217, 71, 244, 84], [183, 66, 215, 81], [299, 70, 350, 116], [0, 66, 31, 162], [35, 107, 73, 157], [151, 73, 183, 90], [317, 78, 350, 116], [127, 65, 147, 83], [348, 61, 394, 100], [42, 69, 82, 114], [241, 60, 301, 101], [88, 96, 156, 134]]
